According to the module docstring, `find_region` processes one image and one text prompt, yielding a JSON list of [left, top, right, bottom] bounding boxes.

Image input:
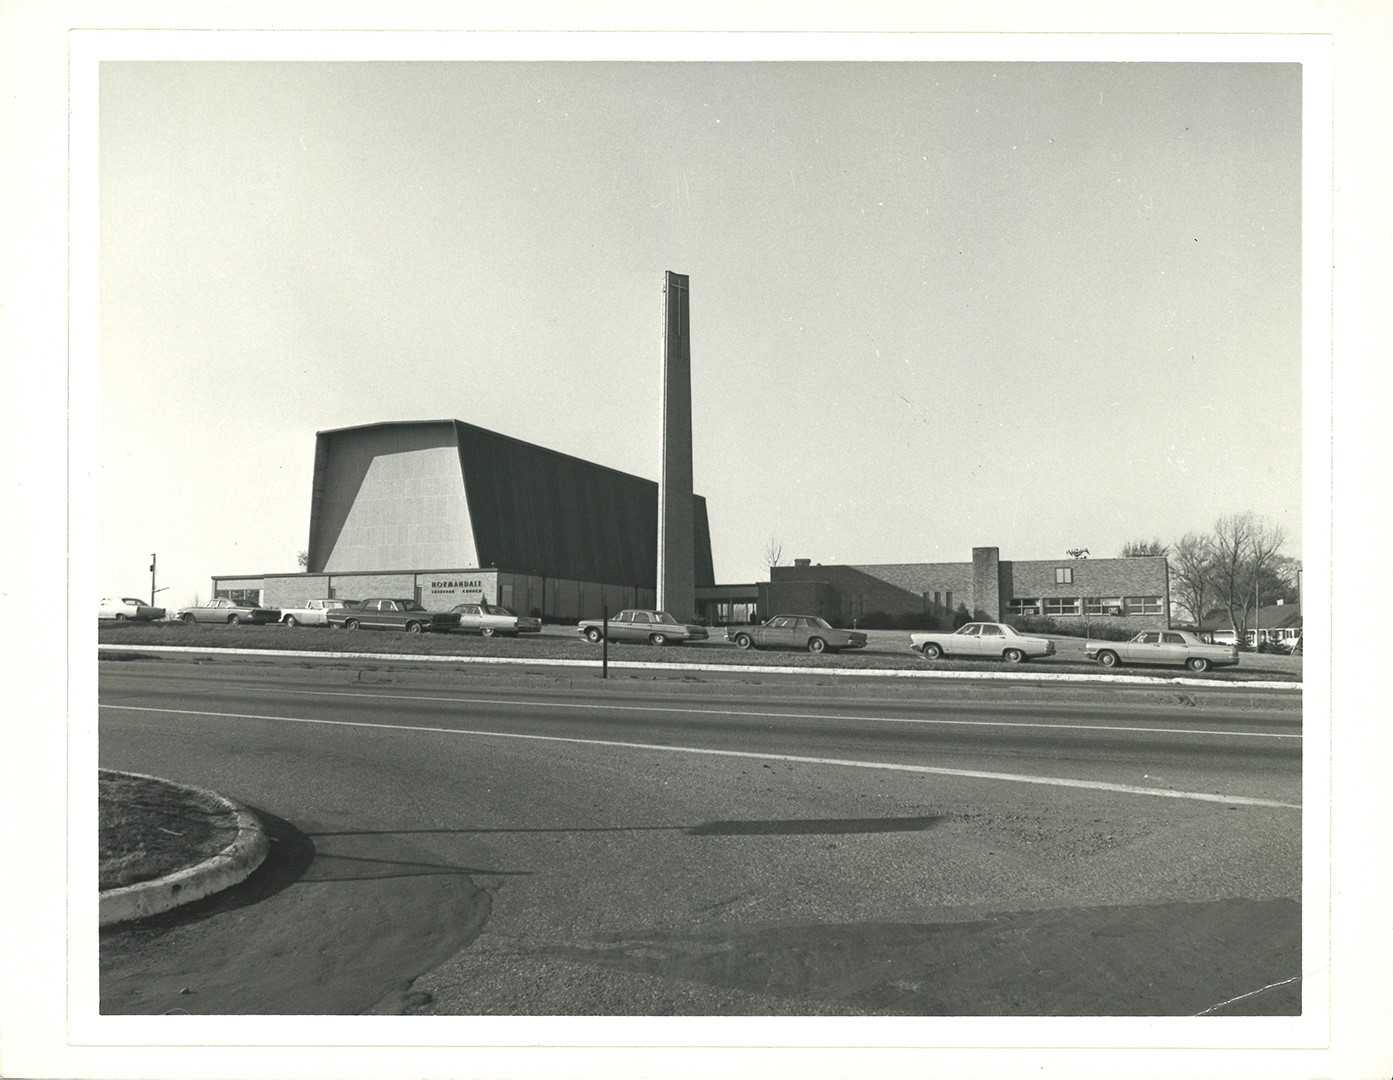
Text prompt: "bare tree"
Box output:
[[1119, 538, 1169, 557], [1246, 516, 1288, 622], [1259, 554, 1302, 606], [763, 536, 784, 571], [1211, 513, 1255, 636], [1170, 531, 1216, 626], [1211, 512, 1287, 638]]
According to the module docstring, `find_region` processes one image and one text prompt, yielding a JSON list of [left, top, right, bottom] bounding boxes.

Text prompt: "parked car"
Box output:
[[910, 622, 1056, 663], [172, 597, 281, 625], [98, 597, 165, 621], [727, 615, 867, 655], [279, 598, 353, 627], [577, 609, 709, 646], [451, 601, 542, 637], [325, 598, 460, 634], [1086, 629, 1239, 673]]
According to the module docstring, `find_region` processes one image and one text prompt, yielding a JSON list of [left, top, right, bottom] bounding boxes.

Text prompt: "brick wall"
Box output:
[[1001, 556, 1170, 629], [257, 575, 331, 609], [765, 579, 840, 622], [770, 552, 1171, 629], [972, 547, 1001, 620], [770, 563, 972, 625]]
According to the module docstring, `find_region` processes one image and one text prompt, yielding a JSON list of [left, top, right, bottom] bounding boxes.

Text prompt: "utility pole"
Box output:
[[1253, 571, 1260, 649], [149, 553, 157, 607]]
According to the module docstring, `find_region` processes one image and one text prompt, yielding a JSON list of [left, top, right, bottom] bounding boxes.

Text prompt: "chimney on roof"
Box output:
[[794, 558, 811, 567]]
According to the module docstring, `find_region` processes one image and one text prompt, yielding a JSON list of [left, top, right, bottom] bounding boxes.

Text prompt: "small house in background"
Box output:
[[1202, 600, 1303, 649]]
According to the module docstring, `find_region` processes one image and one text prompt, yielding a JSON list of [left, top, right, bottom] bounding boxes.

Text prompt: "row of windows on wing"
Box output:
[[215, 591, 261, 605], [1008, 596, 1165, 616]]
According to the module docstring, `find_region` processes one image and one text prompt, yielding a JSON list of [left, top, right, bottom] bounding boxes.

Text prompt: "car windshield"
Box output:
[[809, 617, 832, 629], [491, 606, 516, 616], [955, 625, 979, 635], [653, 612, 680, 624], [400, 601, 426, 612]]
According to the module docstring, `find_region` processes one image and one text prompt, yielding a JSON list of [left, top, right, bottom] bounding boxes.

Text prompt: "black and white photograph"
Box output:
[[2, 5, 1389, 1080]]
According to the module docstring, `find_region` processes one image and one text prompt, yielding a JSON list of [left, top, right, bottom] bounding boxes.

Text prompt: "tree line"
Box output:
[[1119, 512, 1298, 634]]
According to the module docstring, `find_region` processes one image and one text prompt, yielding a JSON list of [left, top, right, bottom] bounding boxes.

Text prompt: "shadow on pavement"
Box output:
[[305, 814, 947, 839]]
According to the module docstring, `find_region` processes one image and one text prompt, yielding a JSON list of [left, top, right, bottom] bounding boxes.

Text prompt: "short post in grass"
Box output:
[[602, 604, 609, 679]]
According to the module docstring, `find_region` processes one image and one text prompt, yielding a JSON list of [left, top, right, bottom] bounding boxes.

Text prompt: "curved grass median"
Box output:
[[98, 770, 241, 891], [98, 620, 1303, 684]]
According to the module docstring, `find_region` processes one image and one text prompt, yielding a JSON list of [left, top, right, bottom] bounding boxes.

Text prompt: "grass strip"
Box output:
[[98, 770, 241, 891]]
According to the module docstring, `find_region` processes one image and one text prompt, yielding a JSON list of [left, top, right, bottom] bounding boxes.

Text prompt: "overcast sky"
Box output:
[[99, 60, 1302, 605]]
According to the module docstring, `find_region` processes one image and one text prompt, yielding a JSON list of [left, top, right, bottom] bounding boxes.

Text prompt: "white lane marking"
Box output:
[[260, 687, 1301, 741], [99, 704, 1301, 809], [96, 644, 1303, 691]]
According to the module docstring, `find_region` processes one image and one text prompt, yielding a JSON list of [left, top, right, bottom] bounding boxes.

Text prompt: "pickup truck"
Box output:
[[279, 598, 353, 627], [325, 598, 461, 634]]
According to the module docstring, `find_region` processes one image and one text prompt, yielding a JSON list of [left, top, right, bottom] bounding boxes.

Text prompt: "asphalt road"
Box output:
[[97, 657, 1302, 1017]]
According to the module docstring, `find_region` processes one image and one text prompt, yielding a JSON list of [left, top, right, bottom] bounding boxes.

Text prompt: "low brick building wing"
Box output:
[[766, 547, 1170, 631]]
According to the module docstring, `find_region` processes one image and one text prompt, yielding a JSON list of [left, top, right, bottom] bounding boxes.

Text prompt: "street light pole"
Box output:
[[149, 553, 157, 607]]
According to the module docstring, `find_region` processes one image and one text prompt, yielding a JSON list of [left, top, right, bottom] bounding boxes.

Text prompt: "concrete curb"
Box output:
[[99, 771, 270, 928], [97, 643, 1302, 692]]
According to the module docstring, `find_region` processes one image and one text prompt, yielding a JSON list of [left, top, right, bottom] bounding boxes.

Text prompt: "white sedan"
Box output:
[[1086, 629, 1239, 673], [910, 622, 1056, 663], [98, 597, 165, 621], [451, 602, 542, 637]]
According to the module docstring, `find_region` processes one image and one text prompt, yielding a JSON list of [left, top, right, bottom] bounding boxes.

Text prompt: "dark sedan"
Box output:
[[326, 598, 461, 634], [577, 609, 708, 646], [727, 615, 867, 655], [172, 597, 281, 625]]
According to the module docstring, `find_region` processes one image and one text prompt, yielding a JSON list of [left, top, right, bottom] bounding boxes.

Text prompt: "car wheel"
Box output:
[[734, 634, 753, 650], [584, 627, 603, 643], [1186, 656, 1211, 673], [921, 642, 942, 660], [285, 615, 299, 628], [181, 613, 196, 625], [344, 618, 360, 631], [481, 627, 496, 637], [650, 633, 668, 646], [1097, 650, 1120, 668], [228, 614, 241, 625], [1003, 648, 1024, 663], [807, 637, 827, 654], [114, 613, 128, 622], [405, 621, 423, 634]]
